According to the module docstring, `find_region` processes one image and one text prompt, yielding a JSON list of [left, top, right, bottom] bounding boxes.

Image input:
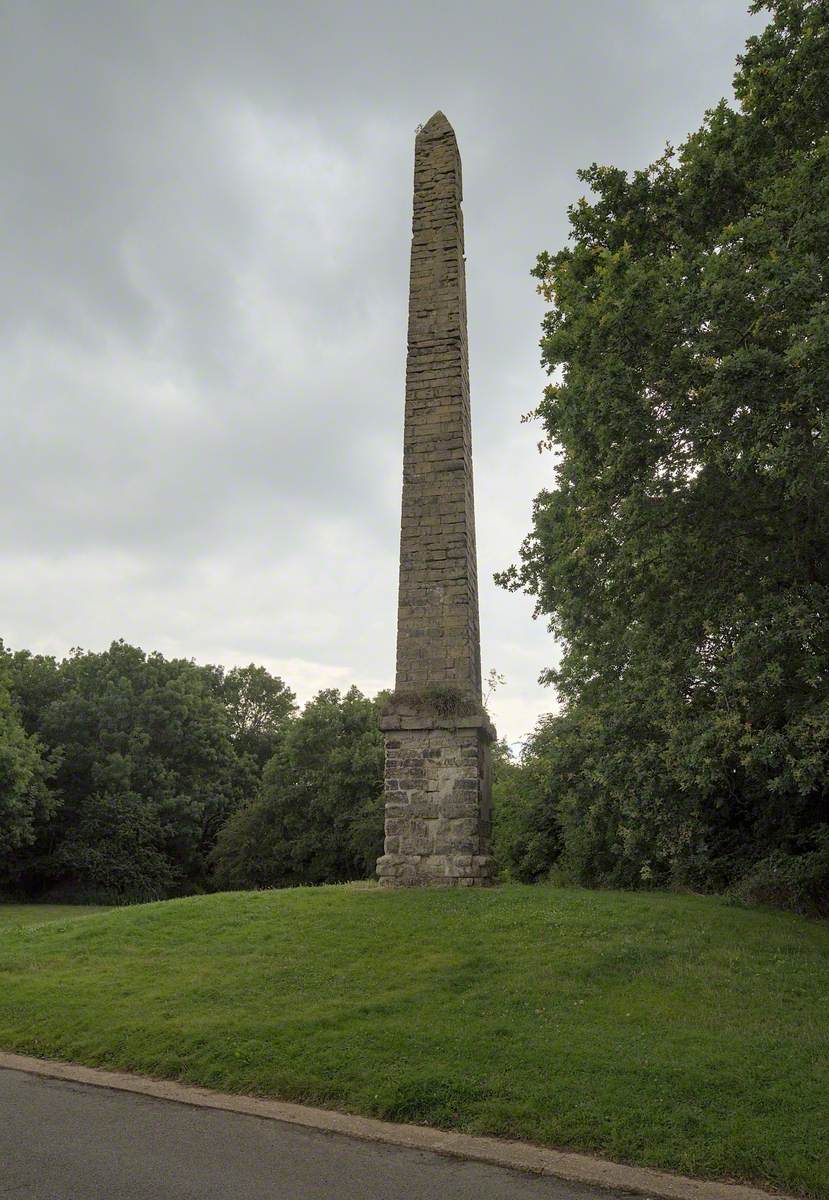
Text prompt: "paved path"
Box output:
[[1, 1068, 623, 1200]]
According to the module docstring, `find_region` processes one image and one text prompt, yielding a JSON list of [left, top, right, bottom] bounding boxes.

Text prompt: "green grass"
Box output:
[[0, 886, 826, 1197], [0, 904, 112, 928]]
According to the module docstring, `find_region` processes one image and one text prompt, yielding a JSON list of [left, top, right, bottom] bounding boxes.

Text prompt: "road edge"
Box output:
[[0, 1050, 794, 1200]]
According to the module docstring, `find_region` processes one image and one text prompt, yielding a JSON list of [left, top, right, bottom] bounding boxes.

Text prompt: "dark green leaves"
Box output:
[[500, 0, 829, 894]]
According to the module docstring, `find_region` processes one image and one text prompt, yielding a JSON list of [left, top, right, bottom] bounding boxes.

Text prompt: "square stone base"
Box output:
[[376, 852, 496, 888], [375, 713, 495, 888]]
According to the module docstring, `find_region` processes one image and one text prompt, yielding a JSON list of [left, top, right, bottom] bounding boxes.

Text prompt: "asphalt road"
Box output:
[[0, 1067, 626, 1200]]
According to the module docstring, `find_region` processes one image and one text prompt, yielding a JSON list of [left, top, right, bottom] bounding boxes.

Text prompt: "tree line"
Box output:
[[1, 625, 823, 915], [0, 640, 384, 903]]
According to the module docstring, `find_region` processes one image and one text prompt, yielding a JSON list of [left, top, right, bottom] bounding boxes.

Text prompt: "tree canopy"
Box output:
[[497, 0, 829, 902], [1, 640, 383, 902], [0, 641, 303, 901], [210, 687, 385, 890], [0, 660, 56, 864]]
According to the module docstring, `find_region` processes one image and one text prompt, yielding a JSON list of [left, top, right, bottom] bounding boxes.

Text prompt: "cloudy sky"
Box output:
[[2, 1, 766, 745]]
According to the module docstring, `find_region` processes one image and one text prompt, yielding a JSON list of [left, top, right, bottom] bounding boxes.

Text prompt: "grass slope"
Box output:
[[1, 886, 827, 1197], [0, 905, 112, 929]]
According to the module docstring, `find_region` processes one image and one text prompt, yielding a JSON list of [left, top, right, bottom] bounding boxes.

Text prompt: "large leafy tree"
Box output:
[[211, 687, 385, 890], [499, 0, 829, 888]]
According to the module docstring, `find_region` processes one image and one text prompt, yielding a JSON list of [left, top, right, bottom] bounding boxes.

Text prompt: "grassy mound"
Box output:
[[1, 885, 827, 1197], [0, 905, 112, 928]]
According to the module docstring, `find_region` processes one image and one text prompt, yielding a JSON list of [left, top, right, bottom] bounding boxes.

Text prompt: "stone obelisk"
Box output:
[[376, 111, 495, 888]]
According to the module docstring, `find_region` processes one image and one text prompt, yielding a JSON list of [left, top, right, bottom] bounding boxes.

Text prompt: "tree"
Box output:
[[498, 0, 829, 892], [1, 646, 62, 733], [491, 737, 562, 882], [215, 663, 296, 768], [3, 641, 255, 901], [0, 661, 57, 885], [211, 687, 384, 889]]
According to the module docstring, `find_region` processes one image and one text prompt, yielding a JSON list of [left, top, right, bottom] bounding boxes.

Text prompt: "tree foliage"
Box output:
[[0, 661, 57, 882], [209, 663, 297, 768], [491, 739, 560, 881], [498, 0, 829, 895], [1, 640, 382, 901], [211, 687, 385, 890], [1, 641, 293, 901]]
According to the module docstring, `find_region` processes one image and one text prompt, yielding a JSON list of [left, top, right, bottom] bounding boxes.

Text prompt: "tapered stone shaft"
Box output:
[[396, 111, 481, 697], [376, 112, 495, 889]]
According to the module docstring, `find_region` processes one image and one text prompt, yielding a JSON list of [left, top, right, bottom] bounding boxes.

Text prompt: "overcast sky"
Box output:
[[2, 1, 766, 745]]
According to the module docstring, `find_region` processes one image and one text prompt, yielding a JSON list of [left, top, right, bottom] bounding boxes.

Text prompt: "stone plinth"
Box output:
[[376, 710, 495, 888]]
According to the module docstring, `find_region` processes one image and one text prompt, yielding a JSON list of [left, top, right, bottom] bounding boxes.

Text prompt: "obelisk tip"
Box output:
[[420, 111, 454, 137]]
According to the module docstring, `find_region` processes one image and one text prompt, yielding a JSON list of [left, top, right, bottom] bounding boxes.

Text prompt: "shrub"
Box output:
[[732, 828, 829, 918]]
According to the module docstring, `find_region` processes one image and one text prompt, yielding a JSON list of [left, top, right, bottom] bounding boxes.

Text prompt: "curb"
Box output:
[[0, 1051, 794, 1200]]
